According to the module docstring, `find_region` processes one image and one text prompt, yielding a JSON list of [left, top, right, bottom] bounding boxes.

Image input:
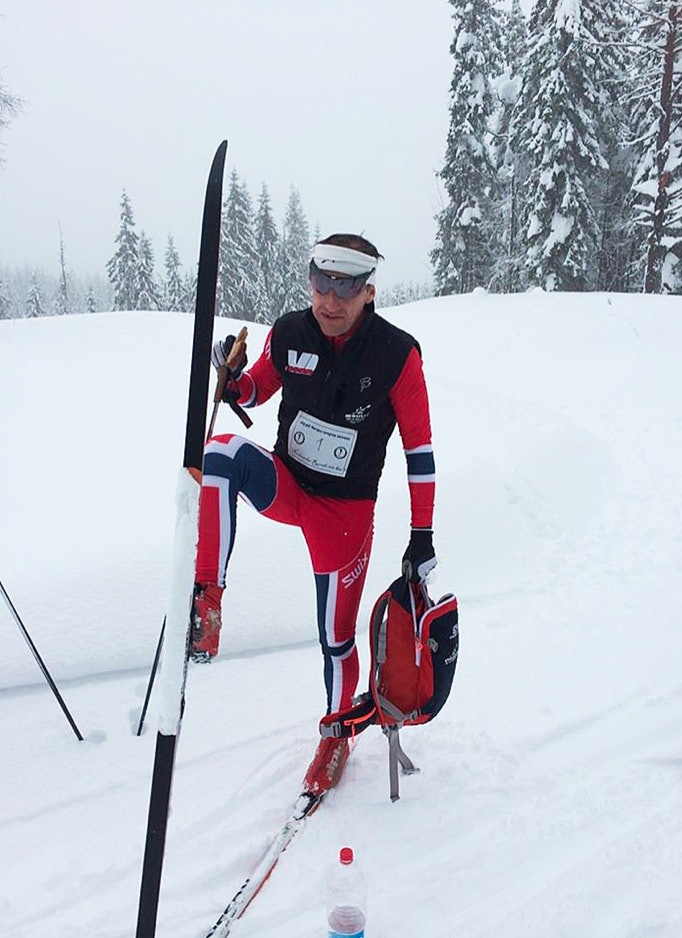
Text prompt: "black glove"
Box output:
[[402, 528, 437, 583], [220, 376, 241, 406], [211, 335, 247, 379]]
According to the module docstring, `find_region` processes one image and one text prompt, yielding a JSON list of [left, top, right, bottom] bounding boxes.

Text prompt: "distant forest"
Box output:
[[0, 176, 432, 322], [2, 0, 682, 320]]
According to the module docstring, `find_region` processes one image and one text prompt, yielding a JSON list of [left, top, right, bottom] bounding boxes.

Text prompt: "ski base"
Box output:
[[204, 791, 324, 938]]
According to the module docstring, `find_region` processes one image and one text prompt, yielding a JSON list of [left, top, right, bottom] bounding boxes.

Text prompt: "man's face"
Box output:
[[311, 279, 376, 337]]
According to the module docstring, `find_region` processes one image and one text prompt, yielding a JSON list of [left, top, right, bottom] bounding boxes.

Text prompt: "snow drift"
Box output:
[[1, 290, 681, 937]]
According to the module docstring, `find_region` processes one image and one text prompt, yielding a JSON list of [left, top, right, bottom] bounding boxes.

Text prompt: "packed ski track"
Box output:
[[1, 290, 681, 938]]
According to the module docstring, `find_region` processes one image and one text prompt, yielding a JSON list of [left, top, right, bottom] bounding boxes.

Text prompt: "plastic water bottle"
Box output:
[[326, 846, 367, 937]]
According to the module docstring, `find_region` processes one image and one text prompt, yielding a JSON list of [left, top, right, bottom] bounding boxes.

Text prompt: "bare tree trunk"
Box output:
[[57, 223, 69, 315], [644, 2, 678, 293], [506, 170, 518, 293]]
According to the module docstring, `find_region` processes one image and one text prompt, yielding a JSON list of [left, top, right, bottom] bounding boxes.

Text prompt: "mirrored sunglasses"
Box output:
[[309, 260, 372, 300]]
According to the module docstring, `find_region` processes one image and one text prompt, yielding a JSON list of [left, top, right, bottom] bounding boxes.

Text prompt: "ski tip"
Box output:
[[209, 140, 229, 178]]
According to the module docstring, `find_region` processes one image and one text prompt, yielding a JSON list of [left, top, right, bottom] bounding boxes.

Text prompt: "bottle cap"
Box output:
[[339, 847, 354, 865]]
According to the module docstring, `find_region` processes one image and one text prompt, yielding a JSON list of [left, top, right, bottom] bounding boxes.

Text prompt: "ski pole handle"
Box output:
[[227, 325, 248, 371], [208, 327, 252, 438], [213, 326, 248, 399], [213, 326, 248, 402]]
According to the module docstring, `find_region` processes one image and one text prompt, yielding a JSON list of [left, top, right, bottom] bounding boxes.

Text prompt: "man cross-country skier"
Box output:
[[191, 232, 437, 796]]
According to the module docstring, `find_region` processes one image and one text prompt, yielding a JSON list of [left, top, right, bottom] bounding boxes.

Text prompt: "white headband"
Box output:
[[312, 243, 379, 284]]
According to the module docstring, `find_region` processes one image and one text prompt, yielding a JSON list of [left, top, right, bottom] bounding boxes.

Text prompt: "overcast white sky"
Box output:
[[0, 1, 468, 291]]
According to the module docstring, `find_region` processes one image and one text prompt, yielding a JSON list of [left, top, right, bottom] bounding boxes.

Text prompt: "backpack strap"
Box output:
[[374, 693, 418, 724], [319, 692, 377, 739], [385, 726, 420, 802]]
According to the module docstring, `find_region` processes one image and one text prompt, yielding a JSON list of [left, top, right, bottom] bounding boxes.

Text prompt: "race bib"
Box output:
[[288, 410, 358, 477]]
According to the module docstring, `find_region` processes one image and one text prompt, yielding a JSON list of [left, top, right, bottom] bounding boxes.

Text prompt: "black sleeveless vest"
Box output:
[[269, 304, 418, 500]]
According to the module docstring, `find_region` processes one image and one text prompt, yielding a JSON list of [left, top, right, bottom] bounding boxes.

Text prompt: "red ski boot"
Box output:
[[190, 582, 224, 662], [303, 737, 350, 796]]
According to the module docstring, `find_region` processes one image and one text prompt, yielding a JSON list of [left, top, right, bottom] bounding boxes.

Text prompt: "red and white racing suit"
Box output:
[[195, 303, 435, 716]]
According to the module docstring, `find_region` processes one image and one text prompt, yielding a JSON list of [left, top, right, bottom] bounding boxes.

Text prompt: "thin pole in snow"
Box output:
[[0, 577, 84, 742], [136, 617, 166, 737]]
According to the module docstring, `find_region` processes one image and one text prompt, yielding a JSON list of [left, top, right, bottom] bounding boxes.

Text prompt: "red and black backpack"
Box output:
[[320, 575, 459, 800]]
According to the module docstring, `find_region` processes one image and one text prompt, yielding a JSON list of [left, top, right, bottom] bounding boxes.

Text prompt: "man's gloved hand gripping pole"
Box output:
[[206, 326, 252, 438]]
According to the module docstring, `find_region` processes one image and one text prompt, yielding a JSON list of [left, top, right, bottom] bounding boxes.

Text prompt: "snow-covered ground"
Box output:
[[1, 290, 681, 937]]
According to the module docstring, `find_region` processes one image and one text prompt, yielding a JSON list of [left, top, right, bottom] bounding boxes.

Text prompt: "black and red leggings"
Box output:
[[195, 434, 374, 715]]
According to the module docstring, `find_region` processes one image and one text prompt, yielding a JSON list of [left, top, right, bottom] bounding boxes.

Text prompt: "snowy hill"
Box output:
[[1, 292, 682, 937]]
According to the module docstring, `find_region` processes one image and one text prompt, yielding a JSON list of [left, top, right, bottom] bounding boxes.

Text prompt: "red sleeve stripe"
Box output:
[[389, 346, 435, 529], [389, 346, 432, 450], [409, 479, 435, 529]]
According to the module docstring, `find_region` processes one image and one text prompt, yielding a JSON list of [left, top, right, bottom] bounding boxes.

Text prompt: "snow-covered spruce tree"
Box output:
[[163, 234, 186, 311], [254, 182, 280, 323], [500, 0, 527, 71], [630, 1, 682, 293], [269, 238, 302, 320], [488, 0, 527, 292], [25, 273, 45, 318], [218, 170, 261, 320], [137, 233, 161, 310], [0, 275, 13, 319], [431, 0, 504, 295], [53, 224, 70, 315], [85, 287, 97, 314], [510, 0, 609, 291], [281, 186, 311, 309], [183, 268, 197, 314], [577, 7, 638, 292], [107, 191, 141, 310]]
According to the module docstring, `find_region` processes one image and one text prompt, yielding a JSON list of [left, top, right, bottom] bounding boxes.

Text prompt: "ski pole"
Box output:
[[135, 616, 166, 737], [0, 577, 84, 741], [206, 326, 252, 439]]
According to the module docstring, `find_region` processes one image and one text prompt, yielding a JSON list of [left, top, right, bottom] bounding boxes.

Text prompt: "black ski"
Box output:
[[135, 139, 228, 938]]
